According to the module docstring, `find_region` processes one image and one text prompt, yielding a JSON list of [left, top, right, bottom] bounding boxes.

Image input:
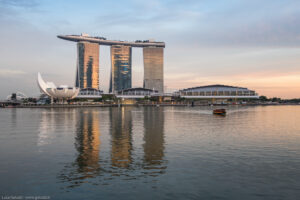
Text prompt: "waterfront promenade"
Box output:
[[1, 102, 298, 108]]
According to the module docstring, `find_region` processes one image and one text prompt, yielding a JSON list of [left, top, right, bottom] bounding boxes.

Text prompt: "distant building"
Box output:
[[76, 42, 99, 90], [76, 88, 103, 99], [6, 92, 27, 101], [117, 87, 158, 96], [109, 45, 132, 93], [143, 47, 164, 93], [177, 85, 259, 99]]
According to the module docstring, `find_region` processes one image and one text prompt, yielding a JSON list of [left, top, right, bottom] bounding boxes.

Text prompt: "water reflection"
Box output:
[[58, 107, 166, 188], [58, 109, 101, 187], [74, 109, 100, 178], [110, 107, 133, 168], [143, 107, 166, 174], [38, 110, 56, 147], [38, 109, 77, 147], [10, 108, 17, 127], [2, 106, 300, 199]]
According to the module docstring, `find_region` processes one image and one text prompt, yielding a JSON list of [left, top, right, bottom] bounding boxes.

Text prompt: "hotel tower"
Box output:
[[76, 42, 99, 89], [143, 47, 164, 93], [58, 34, 165, 93], [109, 45, 132, 93]]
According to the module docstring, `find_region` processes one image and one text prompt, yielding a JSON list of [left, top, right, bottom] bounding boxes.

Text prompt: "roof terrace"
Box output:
[[57, 34, 165, 48]]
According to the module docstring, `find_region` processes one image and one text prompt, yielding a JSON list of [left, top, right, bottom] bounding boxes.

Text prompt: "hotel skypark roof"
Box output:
[[57, 34, 165, 48]]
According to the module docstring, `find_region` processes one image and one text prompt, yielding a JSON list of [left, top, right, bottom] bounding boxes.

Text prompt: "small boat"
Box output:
[[213, 109, 226, 115]]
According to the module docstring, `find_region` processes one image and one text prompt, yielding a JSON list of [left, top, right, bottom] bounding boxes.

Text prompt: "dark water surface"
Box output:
[[0, 106, 300, 199]]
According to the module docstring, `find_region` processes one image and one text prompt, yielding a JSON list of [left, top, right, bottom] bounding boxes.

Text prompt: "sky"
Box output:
[[0, 0, 300, 99]]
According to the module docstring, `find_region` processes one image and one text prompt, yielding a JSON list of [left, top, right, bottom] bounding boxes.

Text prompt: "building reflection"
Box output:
[[10, 108, 17, 128], [109, 107, 133, 168], [58, 109, 100, 186], [143, 107, 166, 173], [58, 107, 167, 188], [38, 108, 77, 147], [74, 109, 100, 177]]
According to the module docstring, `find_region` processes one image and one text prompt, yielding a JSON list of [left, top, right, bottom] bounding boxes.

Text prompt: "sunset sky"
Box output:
[[0, 0, 300, 98]]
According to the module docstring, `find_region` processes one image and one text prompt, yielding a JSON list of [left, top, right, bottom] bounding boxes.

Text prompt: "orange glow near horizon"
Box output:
[[165, 72, 300, 99]]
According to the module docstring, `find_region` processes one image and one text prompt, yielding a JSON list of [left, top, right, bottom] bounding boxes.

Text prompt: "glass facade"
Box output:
[[143, 47, 164, 93], [117, 87, 158, 95], [76, 42, 99, 89], [109, 45, 132, 93]]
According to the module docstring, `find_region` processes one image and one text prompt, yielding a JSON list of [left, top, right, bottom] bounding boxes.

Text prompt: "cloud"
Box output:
[[0, 0, 38, 8], [0, 69, 26, 76], [0, 0, 300, 98], [160, 1, 300, 48], [89, 0, 300, 48]]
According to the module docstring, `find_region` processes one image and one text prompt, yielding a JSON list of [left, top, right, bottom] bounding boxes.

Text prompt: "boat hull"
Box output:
[[213, 109, 226, 115]]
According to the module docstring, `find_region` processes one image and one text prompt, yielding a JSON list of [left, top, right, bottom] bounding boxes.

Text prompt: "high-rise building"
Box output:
[[58, 34, 165, 94], [143, 47, 164, 93], [76, 42, 99, 89], [109, 45, 132, 93]]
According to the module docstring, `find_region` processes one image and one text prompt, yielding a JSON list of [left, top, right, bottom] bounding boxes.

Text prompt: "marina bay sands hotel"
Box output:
[[57, 34, 165, 93]]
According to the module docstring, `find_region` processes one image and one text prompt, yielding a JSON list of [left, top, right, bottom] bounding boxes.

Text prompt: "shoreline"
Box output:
[[1, 103, 299, 108]]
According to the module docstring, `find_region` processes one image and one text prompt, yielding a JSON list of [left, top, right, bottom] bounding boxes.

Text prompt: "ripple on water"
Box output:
[[0, 106, 300, 199]]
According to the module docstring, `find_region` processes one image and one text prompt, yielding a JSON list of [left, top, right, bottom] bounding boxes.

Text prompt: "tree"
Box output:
[[259, 96, 268, 101], [271, 97, 281, 102]]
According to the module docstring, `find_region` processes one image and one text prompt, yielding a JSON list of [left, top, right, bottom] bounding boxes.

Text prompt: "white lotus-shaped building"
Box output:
[[37, 72, 79, 99]]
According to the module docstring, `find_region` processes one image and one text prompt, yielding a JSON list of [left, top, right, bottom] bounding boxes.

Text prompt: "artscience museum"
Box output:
[[37, 73, 80, 100]]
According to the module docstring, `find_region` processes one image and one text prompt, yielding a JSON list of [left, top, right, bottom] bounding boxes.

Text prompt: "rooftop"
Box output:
[[118, 87, 158, 93], [57, 34, 165, 48], [180, 84, 253, 91]]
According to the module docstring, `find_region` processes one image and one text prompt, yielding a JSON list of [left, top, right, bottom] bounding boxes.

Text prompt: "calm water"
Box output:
[[0, 106, 300, 200]]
